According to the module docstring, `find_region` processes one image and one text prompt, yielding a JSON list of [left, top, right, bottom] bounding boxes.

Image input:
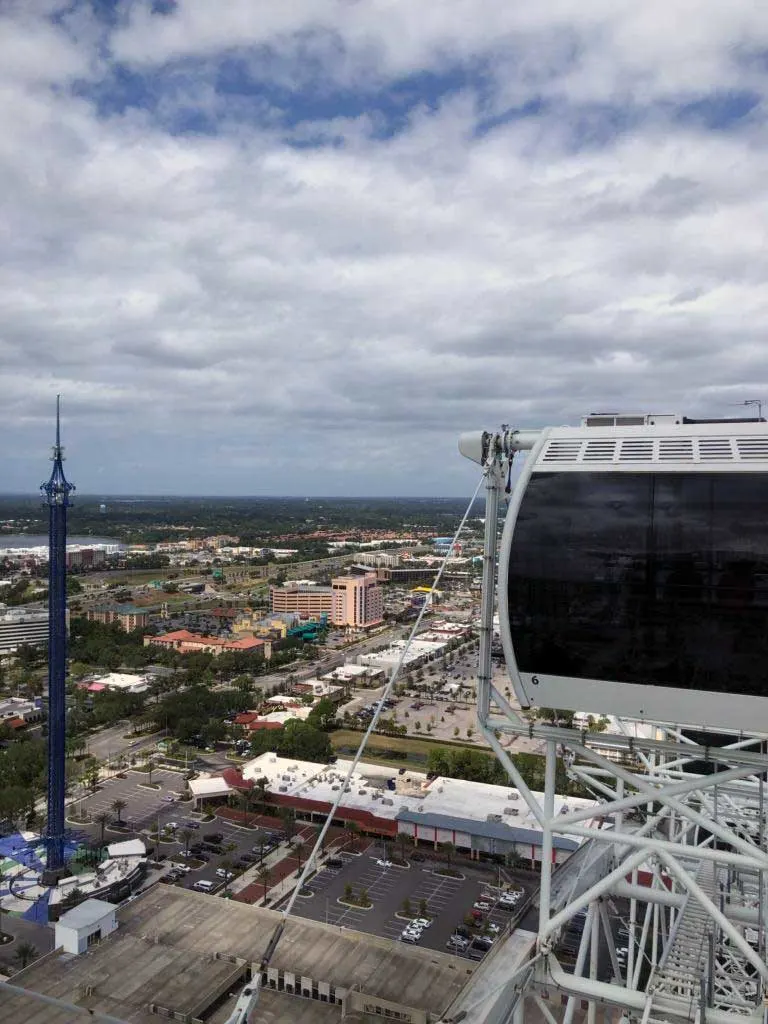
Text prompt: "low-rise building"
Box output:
[[193, 753, 600, 866], [86, 605, 152, 632], [54, 899, 117, 955], [144, 629, 270, 659], [0, 696, 43, 727], [78, 672, 149, 695]]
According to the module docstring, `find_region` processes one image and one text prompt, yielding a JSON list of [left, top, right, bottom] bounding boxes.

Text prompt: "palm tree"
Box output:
[[255, 775, 268, 814], [256, 864, 271, 905], [220, 857, 235, 895], [279, 806, 296, 841], [94, 811, 110, 849], [397, 833, 412, 862], [14, 941, 38, 969], [111, 799, 127, 826], [240, 788, 256, 828], [344, 820, 359, 852], [440, 841, 455, 867], [178, 828, 194, 859], [289, 837, 304, 873], [0, 868, 5, 939]]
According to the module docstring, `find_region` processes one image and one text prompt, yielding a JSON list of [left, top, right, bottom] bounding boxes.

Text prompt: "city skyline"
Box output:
[[2, 3, 768, 496]]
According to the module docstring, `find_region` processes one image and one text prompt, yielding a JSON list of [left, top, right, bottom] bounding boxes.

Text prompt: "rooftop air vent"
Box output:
[[619, 439, 654, 461], [736, 438, 768, 460], [541, 440, 582, 463], [658, 438, 694, 462], [583, 440, 618, 462], [697, 438, 733, 461]]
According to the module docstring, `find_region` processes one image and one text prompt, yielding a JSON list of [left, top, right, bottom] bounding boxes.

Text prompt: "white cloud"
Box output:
[[0, 3, 767, 494]]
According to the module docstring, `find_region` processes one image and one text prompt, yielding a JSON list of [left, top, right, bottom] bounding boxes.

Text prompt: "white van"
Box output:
[[193, 880, 214, 892]]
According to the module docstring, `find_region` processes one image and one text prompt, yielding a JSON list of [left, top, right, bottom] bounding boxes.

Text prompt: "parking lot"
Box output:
[[72, 768, 188, 833], [69, 770, 297, 896], [284, 847, 529, 962]]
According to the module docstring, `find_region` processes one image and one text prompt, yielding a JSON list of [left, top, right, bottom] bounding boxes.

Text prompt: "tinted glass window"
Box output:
[[507, 472, 768, 696]]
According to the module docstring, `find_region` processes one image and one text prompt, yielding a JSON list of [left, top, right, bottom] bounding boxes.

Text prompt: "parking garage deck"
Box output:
[[1, 885, 474, 1023]]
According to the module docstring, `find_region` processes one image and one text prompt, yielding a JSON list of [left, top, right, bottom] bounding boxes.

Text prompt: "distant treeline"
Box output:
[[0, 495, 485, 546]]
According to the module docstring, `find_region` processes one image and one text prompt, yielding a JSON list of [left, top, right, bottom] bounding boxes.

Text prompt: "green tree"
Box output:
[[83, 758, 100, 792], [344, 820, 359, 852], [307, 697, 337, 731], [440, 841, 455, 866], [111, 798, 127, 825], [220, 857, 235, 894], [94, 811, 110, 848], [279, 806, 297, 840], [13, 941, 38, 969], [257, 863, 271, 905], [344, 882, 353, 902], [402, 896, 412, 917], [178, 828, 194, 858], [419, 897, 428, 918]]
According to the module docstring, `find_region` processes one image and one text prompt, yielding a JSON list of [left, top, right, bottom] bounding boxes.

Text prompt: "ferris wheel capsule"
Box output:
[[494, 411, 768, 732]]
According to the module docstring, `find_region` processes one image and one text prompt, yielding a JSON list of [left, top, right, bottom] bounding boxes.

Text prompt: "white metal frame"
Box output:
[[457, 425, 768, 1024]]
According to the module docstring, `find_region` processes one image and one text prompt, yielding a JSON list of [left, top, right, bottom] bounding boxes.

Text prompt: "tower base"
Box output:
[[41, 865, 69, 886]]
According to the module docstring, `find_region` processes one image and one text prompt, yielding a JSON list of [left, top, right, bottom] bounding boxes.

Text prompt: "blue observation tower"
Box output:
[[41, 397, 75, 882]]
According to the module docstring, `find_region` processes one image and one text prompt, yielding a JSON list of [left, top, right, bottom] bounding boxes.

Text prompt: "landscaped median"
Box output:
[[338, 884, 372, 909]]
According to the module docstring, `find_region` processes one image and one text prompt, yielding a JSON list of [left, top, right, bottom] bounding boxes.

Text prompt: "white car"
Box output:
[[170, 863, 191, 874], [216, 868, 234, 879], [473, 900, 492, 912], [376, 859, 393, 868], [165, 822, 179, 831], [400, 931, 420, 944], [411, 918, 431, 929]]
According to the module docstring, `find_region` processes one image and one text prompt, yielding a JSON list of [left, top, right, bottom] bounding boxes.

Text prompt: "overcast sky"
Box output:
[[2, 1, 768, 497]]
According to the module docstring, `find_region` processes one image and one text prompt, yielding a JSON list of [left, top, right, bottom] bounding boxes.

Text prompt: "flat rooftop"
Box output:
[[242, 754, 599, 838], [1, 885, 473, 1023]]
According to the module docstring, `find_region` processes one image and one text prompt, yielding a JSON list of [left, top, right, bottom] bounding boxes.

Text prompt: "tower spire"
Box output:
[[41, 397, 75, 882]]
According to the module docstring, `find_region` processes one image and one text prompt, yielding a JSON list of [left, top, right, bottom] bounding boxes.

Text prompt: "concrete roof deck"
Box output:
[[2, 886, 473, 1023]]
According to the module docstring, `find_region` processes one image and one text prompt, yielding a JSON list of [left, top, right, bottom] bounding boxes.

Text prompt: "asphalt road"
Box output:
[[85, 722, 161, 763]]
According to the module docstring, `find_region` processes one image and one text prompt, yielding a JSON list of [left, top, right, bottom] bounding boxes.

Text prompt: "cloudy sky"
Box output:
[[2, 1, 768, 496]]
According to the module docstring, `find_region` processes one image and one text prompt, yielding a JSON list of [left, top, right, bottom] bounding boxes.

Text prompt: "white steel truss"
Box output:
[[443, 427, 768, 1024]]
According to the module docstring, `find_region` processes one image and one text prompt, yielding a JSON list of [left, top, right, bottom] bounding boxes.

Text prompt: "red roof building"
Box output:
[[143, 630, 268, 658]]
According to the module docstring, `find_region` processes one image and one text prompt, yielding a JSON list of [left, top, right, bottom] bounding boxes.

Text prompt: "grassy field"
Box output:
[[330, 729, 477, 761]]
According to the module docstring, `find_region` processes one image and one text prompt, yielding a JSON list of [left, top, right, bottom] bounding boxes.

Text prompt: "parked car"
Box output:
[[447, 935, 469, 951], [216, 868, 234, 879], [183, 821, 200, 830], [400, 931, 420, 944], [473, 900, 493, 912], [165, 821, 179, 831], [376, 859, 393, 868], [326, 857, 344, 869], [411, 918, 431, 929], [204, 832, 223, 843], [162, 795, 176, 803]]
